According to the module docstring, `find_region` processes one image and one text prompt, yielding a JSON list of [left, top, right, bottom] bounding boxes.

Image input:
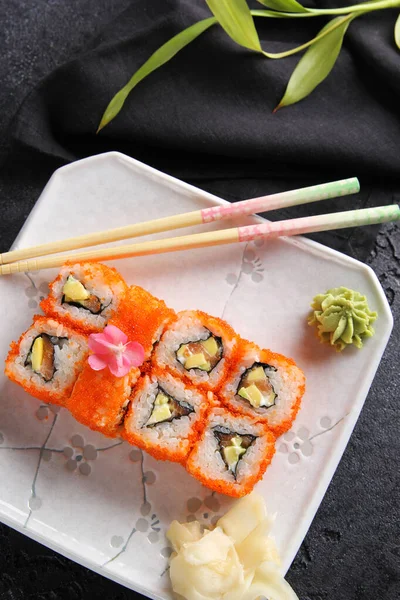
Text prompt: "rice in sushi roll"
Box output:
[[186, 406, 275, 497], [40, 262, 127, 333], [153, 311, 238, 390], [109, 285, 176, 360], [67, 364, 140, 438], [123, 369, 210, 463], [5, 316, 88, 405], [218, 340, 305, 437]]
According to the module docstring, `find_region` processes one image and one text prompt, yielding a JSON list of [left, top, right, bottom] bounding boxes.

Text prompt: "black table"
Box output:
[[0, 2, 399, 599]]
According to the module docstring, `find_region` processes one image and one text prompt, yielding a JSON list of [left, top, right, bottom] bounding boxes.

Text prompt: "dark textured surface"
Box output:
[[0, 1, 399, 599]]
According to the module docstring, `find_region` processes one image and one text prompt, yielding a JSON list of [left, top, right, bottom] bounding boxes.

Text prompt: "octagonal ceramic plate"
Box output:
[[0, 152, 392, 599]]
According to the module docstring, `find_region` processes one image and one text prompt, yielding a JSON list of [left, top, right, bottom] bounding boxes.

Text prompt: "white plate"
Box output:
[[0, 152, 392, 598]]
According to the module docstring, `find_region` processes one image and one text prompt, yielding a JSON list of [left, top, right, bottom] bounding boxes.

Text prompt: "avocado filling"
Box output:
[[176, 333, 222, 373], [25, 334, 67, 382], [145, 388, 194, 427], [237, 363, 277, 409], [62, 275, 103, 315], [213, 426, 256, 478]]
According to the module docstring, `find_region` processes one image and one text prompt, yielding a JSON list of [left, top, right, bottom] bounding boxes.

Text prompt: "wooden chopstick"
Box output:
[[0, 178, 360, 265], [1, 204, 398, 276]]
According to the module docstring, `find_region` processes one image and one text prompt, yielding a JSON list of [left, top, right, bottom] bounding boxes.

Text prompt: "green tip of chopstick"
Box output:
[[343, 177, 359, 194], [363, 204, 400, 226]]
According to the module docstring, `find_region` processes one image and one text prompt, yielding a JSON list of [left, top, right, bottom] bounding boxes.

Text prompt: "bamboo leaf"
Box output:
[[275, 15, 354, 110], [395, 14, 400, 50], [256, 0, 310, 13], [205, 0, 262, 51], [97, 16, 216, 132]]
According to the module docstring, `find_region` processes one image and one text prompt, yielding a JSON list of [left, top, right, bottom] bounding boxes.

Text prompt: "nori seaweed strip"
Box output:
[[176, 330, 223, 373], [25, 334, 69, 382], [213, 426, 256, 479], [237, 362, 278, 410], [25, 334, 55, 382], [61, 293, 104, 315], [117, 400, 132, 427], [145, 386, 194, 428]]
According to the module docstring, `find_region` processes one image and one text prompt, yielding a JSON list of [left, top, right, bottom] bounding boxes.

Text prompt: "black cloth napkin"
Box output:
[[2, 0, 400, 259]]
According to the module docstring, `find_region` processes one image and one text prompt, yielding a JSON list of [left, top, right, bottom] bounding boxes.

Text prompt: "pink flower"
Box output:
[[88, 325, 144, 377]]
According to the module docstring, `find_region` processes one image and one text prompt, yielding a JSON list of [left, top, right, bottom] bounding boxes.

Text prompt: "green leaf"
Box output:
[[97, 16, 216, 132], [205, 0, 262, 52], [275, 15, 354, 110], [256, 0, 310, 13], [395, 14, 400, 50]]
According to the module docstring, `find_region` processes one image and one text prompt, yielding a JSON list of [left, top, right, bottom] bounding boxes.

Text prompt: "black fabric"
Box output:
[[1, 2, 400, 599], [2, 0, 400, 259]]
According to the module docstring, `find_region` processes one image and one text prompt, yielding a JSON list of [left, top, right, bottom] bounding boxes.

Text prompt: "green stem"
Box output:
[[251, 0, 400, 59], [257, 13, 355, 59], [252, 0, 400, 19], [307, 0, 400, 15]]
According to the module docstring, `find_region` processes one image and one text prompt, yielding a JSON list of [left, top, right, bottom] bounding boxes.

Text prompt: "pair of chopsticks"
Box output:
[[0, 177, 398, 276]]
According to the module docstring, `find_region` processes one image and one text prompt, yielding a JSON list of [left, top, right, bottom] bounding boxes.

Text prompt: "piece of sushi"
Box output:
[[123, 369, 210, 463], [40, 262, 127, 333], [186, 406, 275, 498], [218, 340, 305, 437], [109, 285, 176, 360], [67, 364, 140, 438], [5, 316, 88, 405], [153, 310, 238, 390]]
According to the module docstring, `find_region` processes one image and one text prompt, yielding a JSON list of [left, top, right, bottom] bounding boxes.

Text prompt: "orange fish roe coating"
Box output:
[[67, 364, 140, 438], [5, 257, 306, 497], [5, 316, 88, 406], [123, 369, 211, 464], [109, 285, 176, 360], [40, 262, 128, 334], [186, 407, 276, 498], [218, 339, 306, 437]]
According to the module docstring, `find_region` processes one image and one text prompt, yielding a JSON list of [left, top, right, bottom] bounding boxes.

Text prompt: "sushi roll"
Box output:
[[5, 316, 88, 405], [109, 285, 176, 360], [186, 406, 275, 498], [123, 369, 210, 463], [40, 262, 127, 333], [67, 364, 140, 438], [153, 311, 238, 390], [218, 340, 305, 437]]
